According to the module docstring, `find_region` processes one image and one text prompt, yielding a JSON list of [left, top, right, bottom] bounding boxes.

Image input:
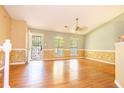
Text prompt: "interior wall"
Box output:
[[0, 6, 11, 68], [84, 13, 124, 50], [0, 5, 28, 49], [0, 6, 11, 45], [0, 6, 28, 65], [11, 19, 27, 49], [1, 5, 124, 64], [30, 28, 84, 49], [83, 13, 124, 63], [84, 25, 115, 50], [10, 19, 28, 64], [29, 28, 85, 60]]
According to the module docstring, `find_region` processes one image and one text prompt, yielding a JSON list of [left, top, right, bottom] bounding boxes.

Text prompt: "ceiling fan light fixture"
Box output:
[[64, 17, 88, 33]]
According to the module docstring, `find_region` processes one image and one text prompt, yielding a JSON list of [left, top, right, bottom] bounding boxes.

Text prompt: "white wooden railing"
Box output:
[[0, 40, 12, 88]]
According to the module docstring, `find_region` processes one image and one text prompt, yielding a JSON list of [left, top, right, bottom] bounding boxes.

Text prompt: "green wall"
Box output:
[[84, 13, 124, 50], [30, 28, 84, 49]]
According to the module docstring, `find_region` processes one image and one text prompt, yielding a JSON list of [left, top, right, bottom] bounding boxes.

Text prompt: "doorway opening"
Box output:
[[29, 32, 44, 61]]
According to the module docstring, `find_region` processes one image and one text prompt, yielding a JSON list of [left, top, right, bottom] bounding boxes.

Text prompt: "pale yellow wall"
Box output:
[[0, 6, 11, 45], [0, 6, 27, 49], [11, 19, 27, 49]]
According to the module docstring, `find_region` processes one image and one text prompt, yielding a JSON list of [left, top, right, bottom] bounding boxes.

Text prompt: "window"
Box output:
[[32, 36, 42, 47], [55, 37, 64, 57], [70, 38, 78, 56]]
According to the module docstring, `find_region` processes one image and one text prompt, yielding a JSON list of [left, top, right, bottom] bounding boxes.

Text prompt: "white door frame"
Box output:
[[28, 31, 44, 62]]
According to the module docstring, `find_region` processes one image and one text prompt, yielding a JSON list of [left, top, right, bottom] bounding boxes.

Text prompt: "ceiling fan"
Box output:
[[64, 18, 88, 33]]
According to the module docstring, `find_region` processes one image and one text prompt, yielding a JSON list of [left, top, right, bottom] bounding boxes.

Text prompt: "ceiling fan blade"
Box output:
[[76, 26, 88, 31], [76, 26, 81, 31], [64, 25, 69, 28]]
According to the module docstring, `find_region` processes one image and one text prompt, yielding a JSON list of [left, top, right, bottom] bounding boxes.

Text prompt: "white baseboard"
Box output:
[[43, 57, 84, 61], [84, 57, 115, 65], [10, 62, 26, 65], [114, 80, 123, 88], [43, 57, 115, 66], [83, 49, 115, 52]]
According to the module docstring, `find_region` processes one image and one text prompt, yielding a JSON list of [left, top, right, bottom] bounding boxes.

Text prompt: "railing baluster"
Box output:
[[3, 40, 12, 88]]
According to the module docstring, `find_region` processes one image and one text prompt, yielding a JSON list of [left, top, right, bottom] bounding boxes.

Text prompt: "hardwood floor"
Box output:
[[0, 59, 115, 88]]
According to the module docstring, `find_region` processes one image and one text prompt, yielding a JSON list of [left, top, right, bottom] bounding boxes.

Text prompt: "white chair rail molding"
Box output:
[[0, 40, 12, 88]]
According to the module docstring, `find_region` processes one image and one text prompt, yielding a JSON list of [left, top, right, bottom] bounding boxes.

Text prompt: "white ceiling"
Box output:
[[4, 5, 124, 35]]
